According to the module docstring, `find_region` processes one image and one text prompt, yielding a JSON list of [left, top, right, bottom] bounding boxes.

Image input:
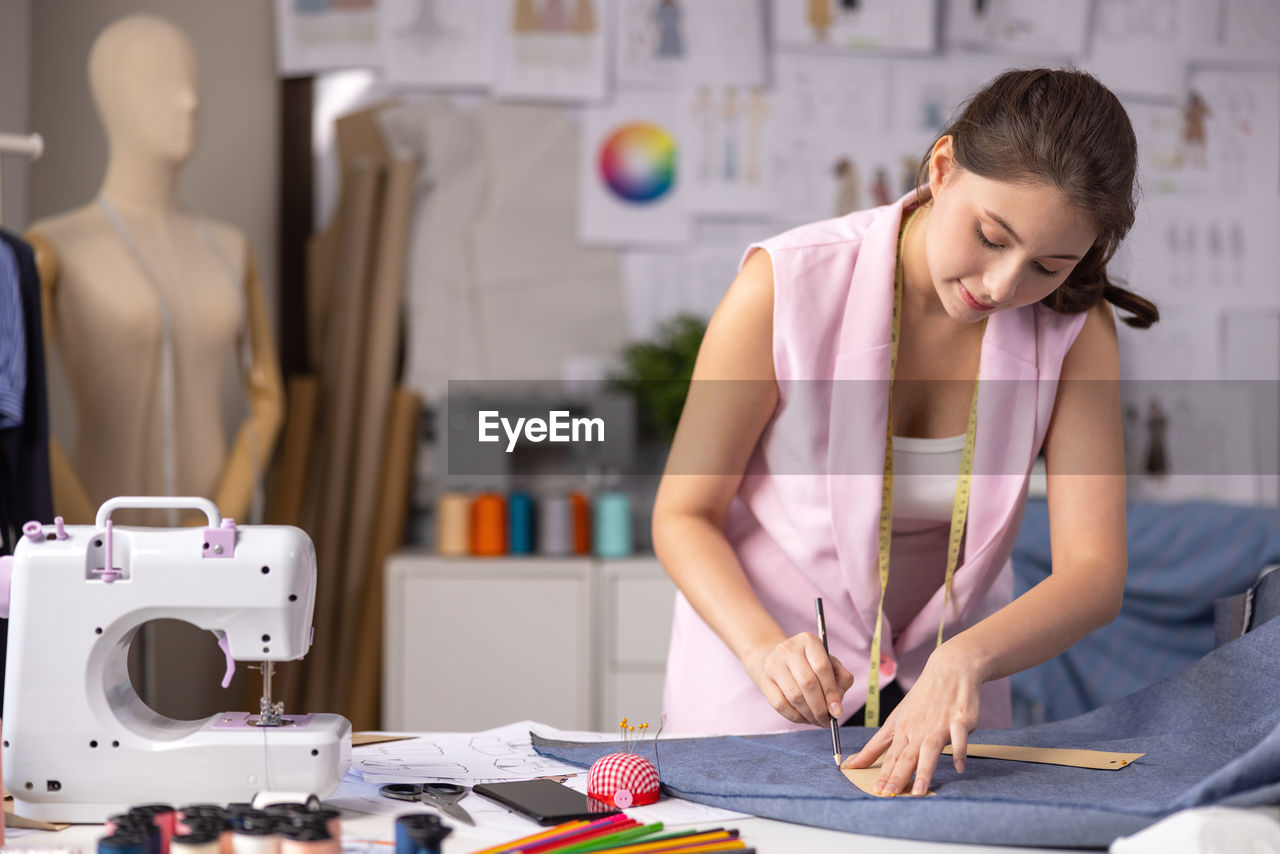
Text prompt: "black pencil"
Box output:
[[815, 597, 842, 766]]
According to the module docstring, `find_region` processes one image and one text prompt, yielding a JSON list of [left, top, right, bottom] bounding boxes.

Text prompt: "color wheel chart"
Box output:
[[598, 122, 678, 203]]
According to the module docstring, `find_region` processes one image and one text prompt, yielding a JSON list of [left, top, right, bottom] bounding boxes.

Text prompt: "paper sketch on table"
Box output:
[[1128, 69, 1280, 198], [352, 722, 586, 784], [494, 0, 609, 102], [945, 0, 1090, 58], [613, 0, 767, 89], [274, 0, 382, 76], [380, 0, 495, 87], [330, 776, 566, 841], [771, 0, 937, 54]]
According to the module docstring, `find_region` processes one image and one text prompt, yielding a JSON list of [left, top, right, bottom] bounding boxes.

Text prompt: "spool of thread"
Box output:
[[179, 820, 230, 854], [230, 825, 279, 854], [537, 494, 572, 555], [261, 805, 309, 832], [106, 817, 158, 854], [279, 825, 338, 854], [129, 805, 177, 854], [99, 832, 150, 854], [508, 492, 536, 554], [406, 821, 451, 854], [177, 806, 227, 832], [435, 492, 470, 556], [592, 491, 632, 558], [394, 814, 445, 854], [171, 827, 222, 854], [469, 493, 508, 556], [305, 808, 341, 841], [570, 491, 591, 555], [226, 809, 271, 833]]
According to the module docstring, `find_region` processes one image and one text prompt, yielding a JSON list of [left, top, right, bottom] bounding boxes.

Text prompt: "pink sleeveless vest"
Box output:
[[662, 188, 1088, 735]]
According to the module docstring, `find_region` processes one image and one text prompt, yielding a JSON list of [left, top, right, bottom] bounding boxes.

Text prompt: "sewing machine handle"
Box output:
[[95, 496, 222, 529]]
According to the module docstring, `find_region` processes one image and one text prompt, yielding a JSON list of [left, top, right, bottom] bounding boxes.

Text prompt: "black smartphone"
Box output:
[[472, 779, 620, 825]]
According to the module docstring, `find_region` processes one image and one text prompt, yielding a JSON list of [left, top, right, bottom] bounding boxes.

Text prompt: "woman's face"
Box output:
[[923, 137, 1097, 323]]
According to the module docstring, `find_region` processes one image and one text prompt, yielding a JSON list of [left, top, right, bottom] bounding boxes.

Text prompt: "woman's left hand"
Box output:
[[842, 644, 985, 796]]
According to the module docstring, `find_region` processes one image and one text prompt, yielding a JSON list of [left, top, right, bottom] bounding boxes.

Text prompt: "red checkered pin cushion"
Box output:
[[587, 752, 660, 808]]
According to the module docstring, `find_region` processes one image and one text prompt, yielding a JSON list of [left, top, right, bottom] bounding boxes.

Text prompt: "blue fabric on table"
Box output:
[[1011, 498, 1280, 723], [534, 618, 1280, 848]]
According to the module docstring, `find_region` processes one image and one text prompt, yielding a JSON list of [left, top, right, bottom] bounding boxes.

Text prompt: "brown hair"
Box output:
[[916, 68, 1159, 329]]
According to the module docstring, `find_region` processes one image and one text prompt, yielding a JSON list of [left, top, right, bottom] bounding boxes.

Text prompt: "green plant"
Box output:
[[608, 314, 706, 441]]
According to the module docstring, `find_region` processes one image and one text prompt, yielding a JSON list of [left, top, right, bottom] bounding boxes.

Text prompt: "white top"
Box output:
[[891, 433, 965, 525], [885, 433, 965, 633]]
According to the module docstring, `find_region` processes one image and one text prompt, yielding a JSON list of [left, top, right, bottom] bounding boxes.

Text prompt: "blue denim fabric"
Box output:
[[1012, 499, 1280, 722], [534, 618, 1280, 848]]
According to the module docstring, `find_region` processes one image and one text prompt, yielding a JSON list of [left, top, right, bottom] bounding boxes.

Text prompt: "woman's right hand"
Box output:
[[743, 633, 855, 726]]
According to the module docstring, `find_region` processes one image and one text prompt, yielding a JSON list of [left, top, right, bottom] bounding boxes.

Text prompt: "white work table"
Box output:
[[4, 725, 1103, 854], [5, 809, 1096, 854]]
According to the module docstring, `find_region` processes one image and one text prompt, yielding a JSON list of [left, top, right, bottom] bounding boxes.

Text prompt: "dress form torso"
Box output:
[[31, 201, 247, 511]]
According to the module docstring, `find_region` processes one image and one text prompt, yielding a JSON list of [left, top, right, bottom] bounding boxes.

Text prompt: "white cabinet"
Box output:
[[599, 558, 676, 729], [383, 553, 676, 732]]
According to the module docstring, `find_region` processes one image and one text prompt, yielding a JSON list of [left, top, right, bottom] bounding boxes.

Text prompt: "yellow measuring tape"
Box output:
[[864, 206, 985, 727]]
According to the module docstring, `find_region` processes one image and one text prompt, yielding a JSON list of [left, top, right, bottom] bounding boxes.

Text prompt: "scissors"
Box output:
[[379, 783, 475, 826]]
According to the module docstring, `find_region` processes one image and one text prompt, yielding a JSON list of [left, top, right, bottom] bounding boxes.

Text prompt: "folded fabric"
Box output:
[[534, 618, 1280, 848], [1012, 499, 1280, 723]]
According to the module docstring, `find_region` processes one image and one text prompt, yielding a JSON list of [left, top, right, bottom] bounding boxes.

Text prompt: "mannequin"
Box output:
[[29, 14, 282, 527]]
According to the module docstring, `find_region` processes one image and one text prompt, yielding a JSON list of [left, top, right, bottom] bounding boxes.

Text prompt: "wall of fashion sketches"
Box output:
[[2, 0, 1278, 505]]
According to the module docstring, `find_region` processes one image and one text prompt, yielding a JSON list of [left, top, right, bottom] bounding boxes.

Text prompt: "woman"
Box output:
[[652, 68, 1158, 797]]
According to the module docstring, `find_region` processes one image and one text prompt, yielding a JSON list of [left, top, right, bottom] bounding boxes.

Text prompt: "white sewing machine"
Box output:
[[0, 496, 352, 822]]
